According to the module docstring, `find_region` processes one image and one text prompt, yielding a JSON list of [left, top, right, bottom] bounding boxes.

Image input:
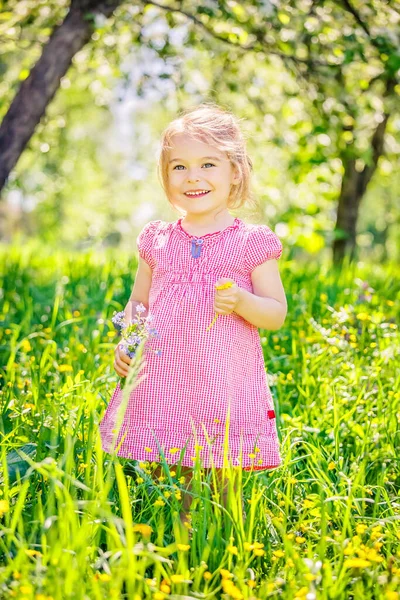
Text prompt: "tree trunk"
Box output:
[[0, 0, 121, 195], [333, 79, 395, 265]]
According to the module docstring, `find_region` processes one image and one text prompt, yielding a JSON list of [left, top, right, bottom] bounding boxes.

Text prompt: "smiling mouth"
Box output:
[[184, 191, 211, 197]]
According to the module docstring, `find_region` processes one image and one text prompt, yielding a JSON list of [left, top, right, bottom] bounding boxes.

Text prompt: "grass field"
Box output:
[[0, 244, 399, 599]]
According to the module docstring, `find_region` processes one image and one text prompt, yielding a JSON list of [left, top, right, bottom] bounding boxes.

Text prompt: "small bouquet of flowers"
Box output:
[[112, 303, 161, 389]]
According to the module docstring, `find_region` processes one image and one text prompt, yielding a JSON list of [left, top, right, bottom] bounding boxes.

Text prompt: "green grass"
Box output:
[[0, 242, 399, 599]]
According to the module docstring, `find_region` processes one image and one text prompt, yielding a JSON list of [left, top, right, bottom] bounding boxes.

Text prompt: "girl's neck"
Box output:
[[180, 211, 235, 236]]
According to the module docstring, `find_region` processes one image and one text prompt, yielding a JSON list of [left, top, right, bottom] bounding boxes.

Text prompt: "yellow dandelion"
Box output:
[[220, 568, 234, 579], [20, 586, 32, 594], [25, 549, 42, 557], [132, 523, 153, 537], [356, 524, 368, 535], [0, 500, 9, 516], [206, 281, 234, 331], [356, 312, 370, 321], [344, 558, 371, 569]]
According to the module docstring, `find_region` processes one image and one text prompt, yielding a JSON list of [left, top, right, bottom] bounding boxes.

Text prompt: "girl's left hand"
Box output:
[[214, 278, 242, 315]]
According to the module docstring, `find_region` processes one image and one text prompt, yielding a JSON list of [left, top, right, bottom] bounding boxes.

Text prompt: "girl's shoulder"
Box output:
[[241, 220, 283, 271]]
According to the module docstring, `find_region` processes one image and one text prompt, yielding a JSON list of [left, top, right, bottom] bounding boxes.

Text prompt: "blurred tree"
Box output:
[[0, 0, 122, 192], [1, 0, 399, 264]]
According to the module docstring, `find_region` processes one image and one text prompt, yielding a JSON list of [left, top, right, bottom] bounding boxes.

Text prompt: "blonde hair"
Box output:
[[157, 102, 261, 217]]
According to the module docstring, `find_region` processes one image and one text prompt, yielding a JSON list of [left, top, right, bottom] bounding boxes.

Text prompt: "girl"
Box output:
[[99, 103, 287, 533]]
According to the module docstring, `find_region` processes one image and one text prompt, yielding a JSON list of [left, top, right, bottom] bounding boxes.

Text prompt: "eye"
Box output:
[[203, 163, 215, 168], [173, 165, 185, 170]]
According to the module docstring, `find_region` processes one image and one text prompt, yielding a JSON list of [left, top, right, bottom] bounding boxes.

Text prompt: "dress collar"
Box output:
[[175, 217, 242, 241]]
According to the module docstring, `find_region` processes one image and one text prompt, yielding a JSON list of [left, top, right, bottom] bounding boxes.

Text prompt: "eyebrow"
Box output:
[[168, 156, 222, 164]]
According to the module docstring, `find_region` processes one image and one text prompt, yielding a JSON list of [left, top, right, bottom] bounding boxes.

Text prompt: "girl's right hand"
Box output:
[[113, 343, 131, 377]]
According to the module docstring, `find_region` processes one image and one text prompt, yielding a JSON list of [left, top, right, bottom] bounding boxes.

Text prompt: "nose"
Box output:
[[186, 169, 200, 183]]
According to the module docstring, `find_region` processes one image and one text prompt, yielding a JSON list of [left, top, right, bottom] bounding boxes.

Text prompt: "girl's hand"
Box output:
[[214, 278, 241, 315], [113, 343, 131, 378]]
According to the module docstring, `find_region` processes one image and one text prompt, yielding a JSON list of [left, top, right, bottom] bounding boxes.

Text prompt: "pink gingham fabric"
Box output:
[[99, 217, 283, 470]]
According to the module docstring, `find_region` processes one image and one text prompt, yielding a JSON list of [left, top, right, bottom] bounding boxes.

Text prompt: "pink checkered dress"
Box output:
[[99, 217, 284, 470]]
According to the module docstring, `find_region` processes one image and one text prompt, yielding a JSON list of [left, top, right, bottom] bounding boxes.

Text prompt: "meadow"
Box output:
[[0, 243, 399, 600]]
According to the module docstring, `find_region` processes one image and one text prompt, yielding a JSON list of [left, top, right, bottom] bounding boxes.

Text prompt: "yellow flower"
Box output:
[[154, 499, 165, 507], [20, 586, 33, 594], [169, 447, 180, 454], [160, 583, 170, 593], [132, 523, 153, 537], [295, 536, 306, 544], [170, 573, 186, 582], [328, 462, 336, 470], [58, 364, 73, 372], [144, 447, 153, 453], [356, 524, 368, 535], [0, 500, 9, 516], [21, 340, 32, 352], [206, 281, 234, 331], [356, 312, 370, 321], [25, 549, 42, 557], [344, 558, 371, 569], [273, 549, 285, 558], [153, 593, 165, 600], [227, 545, 238, 555], [220, 568, 234, 579], [203, 571, 212, 580], [253, 548, 265, 556]]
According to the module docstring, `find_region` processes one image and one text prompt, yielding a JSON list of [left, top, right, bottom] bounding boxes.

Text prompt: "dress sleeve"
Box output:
[[245, 224, 283, 272], [136, 220, 161, 270]]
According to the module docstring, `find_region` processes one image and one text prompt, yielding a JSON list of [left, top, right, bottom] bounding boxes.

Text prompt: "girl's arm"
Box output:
[[234, 259, 287, 330], [123, 256, 152, 325]]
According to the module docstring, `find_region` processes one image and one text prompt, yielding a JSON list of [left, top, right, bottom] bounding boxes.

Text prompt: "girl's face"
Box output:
[[166, 133, 240, 217]]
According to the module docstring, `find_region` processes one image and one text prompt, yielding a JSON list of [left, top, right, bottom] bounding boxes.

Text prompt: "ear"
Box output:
[[231, 166, 241, 186]]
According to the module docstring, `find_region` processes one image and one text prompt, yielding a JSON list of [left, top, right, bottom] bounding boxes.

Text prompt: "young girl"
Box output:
[[99, 103, 287, 532]]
